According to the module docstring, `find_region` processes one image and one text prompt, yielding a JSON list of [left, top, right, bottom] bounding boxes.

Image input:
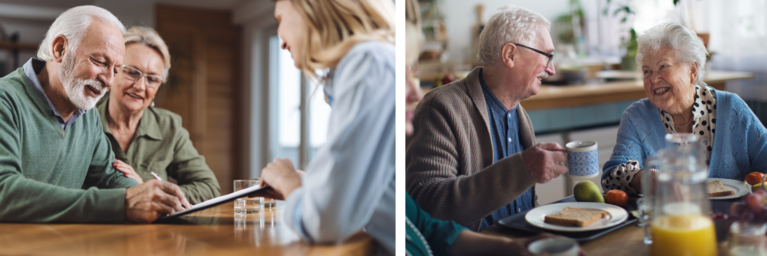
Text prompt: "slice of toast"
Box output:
[[544, 207, 608, 227], [707, 180, 735, 197]]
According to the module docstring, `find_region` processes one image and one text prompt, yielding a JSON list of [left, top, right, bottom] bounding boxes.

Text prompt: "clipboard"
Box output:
[[153, 185, 271, 223]]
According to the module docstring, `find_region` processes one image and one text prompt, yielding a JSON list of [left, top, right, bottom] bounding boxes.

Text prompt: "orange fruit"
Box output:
[[746, 172, 765, 185], [605, 190, 628, 207]]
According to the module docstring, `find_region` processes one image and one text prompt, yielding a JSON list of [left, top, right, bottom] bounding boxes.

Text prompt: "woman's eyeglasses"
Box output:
[[120, 65, 163, 88]]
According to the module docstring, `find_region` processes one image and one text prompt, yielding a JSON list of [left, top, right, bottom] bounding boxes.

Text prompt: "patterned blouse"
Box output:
[[603, 85, 717, 194]]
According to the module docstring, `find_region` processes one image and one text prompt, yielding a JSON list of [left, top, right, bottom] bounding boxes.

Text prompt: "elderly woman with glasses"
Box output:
[[96, 26, 221, 204], [601, 23, 767, 195]]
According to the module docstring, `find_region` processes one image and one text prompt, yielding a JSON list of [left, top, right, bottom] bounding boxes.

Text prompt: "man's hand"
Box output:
[[259, 158, 302, 198], [124, 180, 192, 223], [522, 143, 568, 183]]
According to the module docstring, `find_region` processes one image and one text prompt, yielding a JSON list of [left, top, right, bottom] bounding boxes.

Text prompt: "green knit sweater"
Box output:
[[0, 68, 139, 223]]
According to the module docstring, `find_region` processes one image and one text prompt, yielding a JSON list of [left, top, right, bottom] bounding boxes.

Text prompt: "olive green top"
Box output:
[[96, 98, 221, 204]]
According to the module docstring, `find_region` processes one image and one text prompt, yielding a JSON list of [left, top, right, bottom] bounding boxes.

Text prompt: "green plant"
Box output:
[[604, 0, 681, 65], [554, 0, 585, 44], [604, 0, 637, 56]]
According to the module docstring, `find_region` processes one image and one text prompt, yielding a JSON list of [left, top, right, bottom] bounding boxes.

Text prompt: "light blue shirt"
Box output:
[[602, 88, 767, 181], [283, 41, 395, 255], [22, 58, 84, 130]]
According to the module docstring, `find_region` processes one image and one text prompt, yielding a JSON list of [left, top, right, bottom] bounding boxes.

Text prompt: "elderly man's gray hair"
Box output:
[[37, 5, 125, 62], [477, 4, 551, 66], [636, 23, 708, 86]]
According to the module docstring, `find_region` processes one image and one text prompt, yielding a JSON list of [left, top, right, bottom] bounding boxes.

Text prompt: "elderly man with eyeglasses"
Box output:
[[0, 6, 191, 224], [406, 4, 565, 231]]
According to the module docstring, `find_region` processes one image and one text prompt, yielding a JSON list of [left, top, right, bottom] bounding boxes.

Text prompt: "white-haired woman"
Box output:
[[258, 0, 395, 254], [602, 23, 767, 194], [97, 26, 221, 204]]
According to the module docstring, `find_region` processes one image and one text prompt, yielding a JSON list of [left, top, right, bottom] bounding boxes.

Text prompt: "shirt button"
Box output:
[[507, 138, 512, 142], [518, 208, 521, 212], [508, 113, 511, 118]]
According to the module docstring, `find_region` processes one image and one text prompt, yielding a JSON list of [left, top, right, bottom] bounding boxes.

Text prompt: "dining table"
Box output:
[[482, 196, 740, 256], [0, 202, 377, 256]]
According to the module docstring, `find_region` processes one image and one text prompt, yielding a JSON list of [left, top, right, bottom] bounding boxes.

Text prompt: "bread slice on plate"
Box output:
[[707, 180, 735, 197], [544, 207, 608, 227]]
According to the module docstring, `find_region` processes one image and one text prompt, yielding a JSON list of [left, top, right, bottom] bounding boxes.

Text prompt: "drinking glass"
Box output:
[[636, 198, 653, 245], [262, 196, 276, 208], [233, 179, 261, 214], [728, 221, 767, 256]]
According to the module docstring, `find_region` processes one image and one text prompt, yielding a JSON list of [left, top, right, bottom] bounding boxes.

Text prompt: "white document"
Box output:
[[155, 185, 269, 221]]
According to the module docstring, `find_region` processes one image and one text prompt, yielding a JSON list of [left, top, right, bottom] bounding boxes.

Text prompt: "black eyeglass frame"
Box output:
[[513, 43, 554, 68]]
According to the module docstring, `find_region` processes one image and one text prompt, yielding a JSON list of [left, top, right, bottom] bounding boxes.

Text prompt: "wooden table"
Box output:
[[482, 196, 738, 256], [0, 202, 376, 256]]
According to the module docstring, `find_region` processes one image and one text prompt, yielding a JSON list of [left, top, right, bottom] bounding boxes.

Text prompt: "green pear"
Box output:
[[574, 181, 605, 203]]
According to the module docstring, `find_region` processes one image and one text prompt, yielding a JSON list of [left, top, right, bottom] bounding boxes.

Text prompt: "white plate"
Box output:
[[708, 178, 748, 200], [525, 202, 629, 232]]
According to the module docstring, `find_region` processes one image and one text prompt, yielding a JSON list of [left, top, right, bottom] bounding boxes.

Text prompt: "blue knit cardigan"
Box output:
[[602, 89, 767, 181]]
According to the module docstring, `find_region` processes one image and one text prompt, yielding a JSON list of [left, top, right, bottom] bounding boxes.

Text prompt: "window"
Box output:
[[267, 35, 332, 169]]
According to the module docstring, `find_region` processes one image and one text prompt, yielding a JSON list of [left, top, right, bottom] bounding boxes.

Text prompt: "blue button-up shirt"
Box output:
[[478, 68, 534, 230], [23, 58, 84, 130]]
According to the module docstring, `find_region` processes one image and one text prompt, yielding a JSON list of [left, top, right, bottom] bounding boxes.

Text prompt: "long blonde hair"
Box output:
[[285, 0, 394, 78]]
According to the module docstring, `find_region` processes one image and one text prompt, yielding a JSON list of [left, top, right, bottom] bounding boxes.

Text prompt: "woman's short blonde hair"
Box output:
[[284, 0, 394, 78], [123, 26, 171, 81]]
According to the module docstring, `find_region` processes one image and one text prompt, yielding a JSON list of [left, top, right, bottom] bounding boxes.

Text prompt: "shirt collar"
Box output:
[[23, 57, 85, 129]]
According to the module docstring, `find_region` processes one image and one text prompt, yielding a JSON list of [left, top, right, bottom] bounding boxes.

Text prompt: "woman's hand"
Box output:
[[259, 158, 302, 198], [113, 159, 143, 183], [630, 168, 659, 194]]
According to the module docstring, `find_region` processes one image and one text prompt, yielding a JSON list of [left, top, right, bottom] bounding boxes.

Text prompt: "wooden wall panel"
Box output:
[[155, 5, 242, 194]]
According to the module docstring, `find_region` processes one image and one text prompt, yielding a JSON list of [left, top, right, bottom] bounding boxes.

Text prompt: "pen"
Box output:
[[150, 171, 188, 210], [150, 171, 163, 181]]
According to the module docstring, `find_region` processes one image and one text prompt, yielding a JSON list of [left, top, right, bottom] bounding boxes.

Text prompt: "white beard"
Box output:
[[58, 53, 107, 110]]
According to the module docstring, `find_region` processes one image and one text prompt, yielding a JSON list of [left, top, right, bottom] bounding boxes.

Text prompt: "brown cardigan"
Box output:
[[406, 67, 537, 231]]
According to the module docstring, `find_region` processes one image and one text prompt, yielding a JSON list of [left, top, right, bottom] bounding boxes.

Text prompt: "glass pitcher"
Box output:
[[648, 134, 717, 256]]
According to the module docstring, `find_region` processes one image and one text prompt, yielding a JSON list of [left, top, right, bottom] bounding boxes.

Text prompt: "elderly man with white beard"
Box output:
[[406, 5, 568, 231], [0, 5, 191, 223]]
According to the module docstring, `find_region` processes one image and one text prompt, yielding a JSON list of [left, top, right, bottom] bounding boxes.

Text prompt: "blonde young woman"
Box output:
[[97, 27, 221, 205], [259, 0, 395, 254]]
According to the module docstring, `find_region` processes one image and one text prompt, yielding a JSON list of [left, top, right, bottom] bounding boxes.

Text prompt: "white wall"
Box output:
[[442, 0, 570, 64]]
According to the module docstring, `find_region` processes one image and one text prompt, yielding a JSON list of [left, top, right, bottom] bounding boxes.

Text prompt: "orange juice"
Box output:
[[649, 215, 717, 256]]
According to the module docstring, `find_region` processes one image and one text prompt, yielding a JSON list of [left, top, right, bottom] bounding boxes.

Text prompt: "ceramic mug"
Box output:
[[528, 237, 579, 256], [565, 140, 599, 179]]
